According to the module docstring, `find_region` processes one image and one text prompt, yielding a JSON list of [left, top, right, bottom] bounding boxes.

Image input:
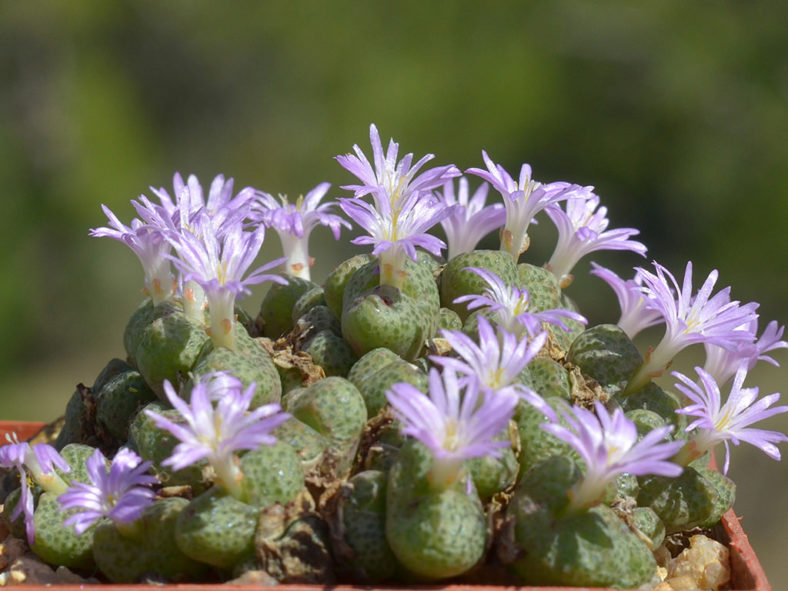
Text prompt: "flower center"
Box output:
[[486, 367, 505, 390], [512, 290, 530, 316], [714, 406, 734, 432], [443, 419, 460, 452]]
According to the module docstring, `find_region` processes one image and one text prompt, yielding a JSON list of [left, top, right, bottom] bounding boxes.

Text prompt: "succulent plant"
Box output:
[[1, 129, 786, 587]]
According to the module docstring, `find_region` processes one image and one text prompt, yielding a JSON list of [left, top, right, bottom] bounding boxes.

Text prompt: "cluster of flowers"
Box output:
[[2, 124, 787, 577]]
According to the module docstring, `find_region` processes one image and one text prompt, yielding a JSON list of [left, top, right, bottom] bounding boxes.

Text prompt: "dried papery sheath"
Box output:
[[544, 192, 646, 288], [250, 182, 350, 280], [673, 366, 788, 474], [541, 401, 683, 513], [625, 261, 759, 394], [437, 177, 505, 260], [386, 367, 519, 491], [58, 448, 157, 536]]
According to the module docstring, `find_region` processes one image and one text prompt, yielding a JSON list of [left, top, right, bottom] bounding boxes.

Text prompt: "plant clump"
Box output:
[[1, 125, 786, 588]]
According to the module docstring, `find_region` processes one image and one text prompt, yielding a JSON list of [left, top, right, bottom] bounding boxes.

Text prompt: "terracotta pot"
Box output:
[[0, 421, 772, 591]]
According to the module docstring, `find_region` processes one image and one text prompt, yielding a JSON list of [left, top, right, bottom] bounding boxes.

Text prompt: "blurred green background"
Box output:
[[1, 0, 786, 586]]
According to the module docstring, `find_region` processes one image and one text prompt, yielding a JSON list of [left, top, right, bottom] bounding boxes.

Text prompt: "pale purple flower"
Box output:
[[541, 401, 683, 512], [137, 172, 255, 238], [199, 370, 246, 402], [673, 366, 788, 474], [466, 151, 575, 259], [339, 191, 452, 288], [590, 262, 663, 339], [750, 320, 788, 368], [453, 266, 587, 339], [250, 182, 351, 280], [166, 216, 286, 349], [145, 373, 290, 500], [132, 173, 257, 319], [431, 316, 553, 417], [437, 177, 506, 260], [89, 206, 176, 304], [704, 319, 788, 386], [58, 448, 157, 535], [336, 123, 460, 211], [387, 367, 519, 491], [0, 438, 71, 543], [625, 261, 759, 394], [544, 192, 647, 288], [0, 440, 34, 543]]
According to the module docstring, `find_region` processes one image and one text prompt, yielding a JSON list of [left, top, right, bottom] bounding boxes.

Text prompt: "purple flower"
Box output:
[[466, 151, 576, 259], [748, 320, 788, 368], [89, 206, 177, 304], [199, 370, 247, 401], [336, 123, 460, 211], [437, 177, 506, 260], [251, 182, 351, 280], [166, 216, 286, 349], [673, 366, 788, 474], [58, 448, 157, 536], [138, 172, 255, 239], [386, 367, 519, 491], [453, 266, 587, 338], [541, 401, 683, 512], [431, 316, 553, 417], [544, 192, 647, 288], [339, 191, 452, 288], [590, 262, 663, 339], [624, 261, 759, 394], [132, 173, 257, 319], [704, 319, 788, 386], [0, 439, 71, 544], [145, 372, 290, 500]]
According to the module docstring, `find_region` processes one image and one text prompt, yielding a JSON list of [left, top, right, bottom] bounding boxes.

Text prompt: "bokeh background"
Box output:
[[2, 0, 787, 586]]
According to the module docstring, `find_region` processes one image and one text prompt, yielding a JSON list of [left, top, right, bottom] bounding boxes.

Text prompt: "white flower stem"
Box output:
[[206, 293, 237, 351], [209, 315, 235, 350], [378, 247, 408, 290], [278, 231, 312, 281], [144, 260, 177, 305], [672, 438, 712, 467], [24, 451, 70, 495], [564, 476, 606, 514], [624, 337, 680, 395], [214, 459, 245, 501], [182, 280, 207, 324], [426, 456, 464, 493], [499, 227, 529, 261], [31, 469, 70, 496]]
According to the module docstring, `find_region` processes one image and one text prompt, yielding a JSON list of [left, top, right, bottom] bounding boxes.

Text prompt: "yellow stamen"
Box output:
[[443, 419, 460, 452]]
